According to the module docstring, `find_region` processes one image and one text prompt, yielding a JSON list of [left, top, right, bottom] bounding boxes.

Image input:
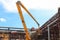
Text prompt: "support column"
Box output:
[[48, 25, 50, 40]]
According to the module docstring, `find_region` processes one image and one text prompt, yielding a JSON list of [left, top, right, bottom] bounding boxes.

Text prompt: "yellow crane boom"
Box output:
[[16, 1, 40, 40]]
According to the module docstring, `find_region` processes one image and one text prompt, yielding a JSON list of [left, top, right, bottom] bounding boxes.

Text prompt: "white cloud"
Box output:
[[0, 18, 6, 22], [0, 0, 60, 12]]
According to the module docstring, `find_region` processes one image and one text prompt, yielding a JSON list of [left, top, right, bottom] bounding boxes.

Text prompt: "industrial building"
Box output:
[[0, 27, 25, 40], [33, 8, 60, 40]]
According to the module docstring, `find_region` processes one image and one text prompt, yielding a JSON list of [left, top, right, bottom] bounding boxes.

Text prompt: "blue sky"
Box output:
[[0, 0, 60, 28]]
